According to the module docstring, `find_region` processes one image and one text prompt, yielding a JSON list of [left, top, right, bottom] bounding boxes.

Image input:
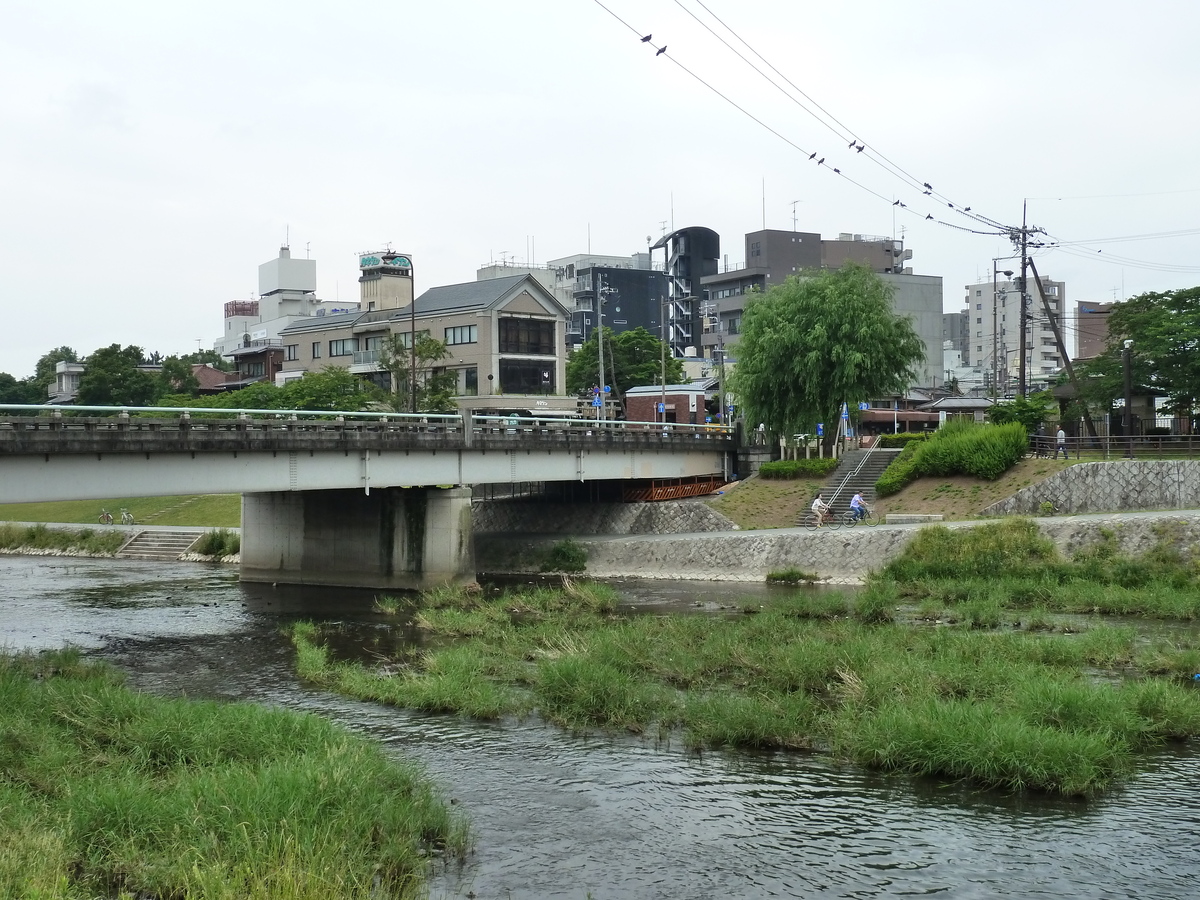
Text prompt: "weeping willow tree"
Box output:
[[730, 264, 926, 445]]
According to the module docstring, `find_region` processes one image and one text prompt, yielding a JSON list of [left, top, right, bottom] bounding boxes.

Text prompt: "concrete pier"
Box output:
[[241, 486, 474, 590]]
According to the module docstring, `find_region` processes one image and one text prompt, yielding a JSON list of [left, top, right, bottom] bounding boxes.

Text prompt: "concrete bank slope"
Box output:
[[475, 510, 1200, 582]]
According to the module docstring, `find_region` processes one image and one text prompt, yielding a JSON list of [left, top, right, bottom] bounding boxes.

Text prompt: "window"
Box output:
[[285, 344, 299, 361], [976, 290, 982, 297], [498, 317, 555, 355], [311, 342, 321, 359], [393, 330, 429, 350], [242, 361, 265, 377], [976, 331, 982, 338], [976, 303, 982, 310], [445, 325, 478, 345], [976, 317, 982, 324], [499, 358, 555, 394], [727, 316, 741, 335], [329, 338, 356, 357], [977, 345, 983, 353], [750, 241, 761, 258], [362, 335, 383, 351], [463, 367, 478, 396]]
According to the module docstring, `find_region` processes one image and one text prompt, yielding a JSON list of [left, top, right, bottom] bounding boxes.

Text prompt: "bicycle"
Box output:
[[803, 509, 841, 530], [120, 508, 135, 525], [98, 509, 113, 525], [842, 507, 880, 527]]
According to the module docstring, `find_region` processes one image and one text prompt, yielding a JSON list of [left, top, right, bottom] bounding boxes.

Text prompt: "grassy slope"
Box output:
[[0, 494, 241, 528], [708, 457, 1079, 527]]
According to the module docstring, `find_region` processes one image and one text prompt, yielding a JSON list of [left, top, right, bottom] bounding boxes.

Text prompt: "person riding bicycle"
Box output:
[[811, 493, 831, 527], [850, 491, 870, 522]]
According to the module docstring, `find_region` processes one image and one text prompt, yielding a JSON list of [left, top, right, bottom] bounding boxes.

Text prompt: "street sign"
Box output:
[[592, 398, 602, 407], [657, 403, 665, 413], [603, 385, 611, 393], [858, 401, 870, 410], [817, 423, 824, 436]]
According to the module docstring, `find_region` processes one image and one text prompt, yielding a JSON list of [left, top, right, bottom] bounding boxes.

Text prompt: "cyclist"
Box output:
[[811, 493, 832, 527], [850, 491, 870, 523]]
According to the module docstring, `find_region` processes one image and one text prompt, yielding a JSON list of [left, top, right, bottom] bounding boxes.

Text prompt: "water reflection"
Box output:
[[1, 555, 1198, 899]]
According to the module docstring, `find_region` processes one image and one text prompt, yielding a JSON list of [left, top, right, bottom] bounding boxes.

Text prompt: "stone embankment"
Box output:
[[983, 460, 1200, 516], [473, 498, 737, 536], [475, 511, 1200, 583]]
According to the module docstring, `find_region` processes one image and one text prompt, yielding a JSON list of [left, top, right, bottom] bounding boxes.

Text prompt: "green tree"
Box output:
[[277, 367, 387, 411], [565, 327, 685, 401], [0, 373, 40, 404], [157, 355, 200, 398], [987, 391, 1053, 431], [377, 333, 457, 413], [181, 348, 233, 372], [730, 264, 926, 442], [77, 345, 158, 406]]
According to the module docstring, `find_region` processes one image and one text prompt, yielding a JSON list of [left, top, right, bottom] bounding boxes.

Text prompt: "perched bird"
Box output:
[[856, 144, 865, 152], [923, 190, 932, 195], [641, 34, 652, 42], [926, 214, 934, 220], [948, 202, 954, 208], [833, 168, 841, 174], [893, 200, 901, 206], [964, 206, 971, 211], [817, 157, 825, 165], [656, 45, 667, 56], [923, 182, 932, 190], [848, 139, 856, 149], [809, 152, 816, 160]]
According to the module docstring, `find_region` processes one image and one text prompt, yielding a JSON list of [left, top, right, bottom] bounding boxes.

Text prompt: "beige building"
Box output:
[[279, 258, 574, 414]]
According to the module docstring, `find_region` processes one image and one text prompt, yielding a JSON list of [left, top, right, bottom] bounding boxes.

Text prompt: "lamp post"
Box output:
[[992, 261, 1014, 398], [1123, 339, 1134, 458], [410, 264, 417, 414]]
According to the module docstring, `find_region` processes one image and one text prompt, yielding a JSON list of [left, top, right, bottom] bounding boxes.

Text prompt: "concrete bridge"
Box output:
[[0, 405, 734, 589]]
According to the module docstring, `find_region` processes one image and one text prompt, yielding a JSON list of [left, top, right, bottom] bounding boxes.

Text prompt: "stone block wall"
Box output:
[[472, 498, 737, 536], [981, 460, 1200, 516]]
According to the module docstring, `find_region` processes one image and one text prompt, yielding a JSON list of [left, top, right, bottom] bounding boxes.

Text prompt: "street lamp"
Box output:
[[1123, 339, 1134, 458], [992, 260, 1014, 398]]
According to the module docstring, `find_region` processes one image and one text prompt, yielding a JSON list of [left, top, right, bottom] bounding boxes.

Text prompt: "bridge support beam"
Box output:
[[240, 486, 474, 590]]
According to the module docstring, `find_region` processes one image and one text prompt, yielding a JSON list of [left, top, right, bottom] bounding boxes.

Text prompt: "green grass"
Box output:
[[287, 579, 1200, 798], [0, 494, 241, 528], [765, 567, 819, 584], [194, 528, 241, 557], [0, 523, 125, 555], [0, 649, 467, 899]]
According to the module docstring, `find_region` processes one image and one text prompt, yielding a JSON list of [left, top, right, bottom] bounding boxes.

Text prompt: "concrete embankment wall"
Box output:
[[983, 460, 1200, 516], [475, 512, 1200, 582], [472, 498, 737, 536]]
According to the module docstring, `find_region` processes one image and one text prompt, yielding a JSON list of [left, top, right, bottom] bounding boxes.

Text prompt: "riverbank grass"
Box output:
[[0, 523, 124, 555], [0, 649, 467, 900], [289, 571, 1200, 797], [0, 493, 241, 527]]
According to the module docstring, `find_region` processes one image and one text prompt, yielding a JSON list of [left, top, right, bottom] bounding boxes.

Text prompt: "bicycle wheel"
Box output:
[[802, 513, 818, 530], [865, 512, 881, 526], [825, 514, 842, 531], [842, 511, 857, 528]]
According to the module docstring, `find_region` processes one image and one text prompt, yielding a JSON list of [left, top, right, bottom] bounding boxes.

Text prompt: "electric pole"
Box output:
[[1018, 200, 1029, 398]]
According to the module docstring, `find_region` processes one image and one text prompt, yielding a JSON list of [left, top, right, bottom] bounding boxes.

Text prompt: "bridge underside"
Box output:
[[241, 487, 473, 591]]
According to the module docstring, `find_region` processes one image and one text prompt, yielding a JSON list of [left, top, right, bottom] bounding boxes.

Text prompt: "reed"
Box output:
[[0, 523, 125, 555]]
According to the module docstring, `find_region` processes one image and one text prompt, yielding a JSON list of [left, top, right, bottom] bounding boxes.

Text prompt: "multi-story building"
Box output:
[[1076, 301, 1115, 359], [942, 311, 969, 365], [279, 255, 574, 414], [649, 226, 720, 359], [964, 274, 1066, 393], [214, 246, 359, 357]]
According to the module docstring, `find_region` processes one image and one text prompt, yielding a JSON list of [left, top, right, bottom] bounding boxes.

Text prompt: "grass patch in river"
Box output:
[[0, 523, 125, 555], [288, 575, 1200, 797], [0, 648, 467, 899]]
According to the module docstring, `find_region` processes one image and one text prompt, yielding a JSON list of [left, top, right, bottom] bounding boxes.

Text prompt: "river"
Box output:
[[3, 555, 1199, 899]]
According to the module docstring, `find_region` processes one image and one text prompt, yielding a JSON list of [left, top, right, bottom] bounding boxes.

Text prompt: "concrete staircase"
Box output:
[[116, 530, 202, 561], [819, 448, 901, 515]]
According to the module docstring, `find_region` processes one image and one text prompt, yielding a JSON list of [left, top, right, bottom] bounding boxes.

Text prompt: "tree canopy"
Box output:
[[565, 327, 685, 402], [730, 264, 926, 438], [987, 391, 1053, 431], [77, 345, 158, 407], [1074, 286, 1200, 416], [377, 334, 458, 413]]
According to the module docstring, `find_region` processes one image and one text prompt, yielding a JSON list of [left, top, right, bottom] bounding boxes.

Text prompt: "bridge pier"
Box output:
[[240, 486, 474, 590]]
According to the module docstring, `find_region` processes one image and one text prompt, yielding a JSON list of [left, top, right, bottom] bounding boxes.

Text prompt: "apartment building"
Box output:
[[964, 274, 1066, 393]]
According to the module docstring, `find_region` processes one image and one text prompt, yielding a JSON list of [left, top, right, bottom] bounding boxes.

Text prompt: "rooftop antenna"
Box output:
[[285, 224, 289, 249], [305, 242, 310, 259], [791, 199, 802, 232], [658, 220, 668, 237]]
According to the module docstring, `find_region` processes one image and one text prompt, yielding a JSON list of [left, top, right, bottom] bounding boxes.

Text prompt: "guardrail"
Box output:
[[1029, 433, 1200, 460]]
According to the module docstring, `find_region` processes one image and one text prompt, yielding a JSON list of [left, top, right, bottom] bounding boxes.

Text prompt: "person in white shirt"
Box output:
[[1054, 427, 1068, 460], [811, 494, 831, 527]]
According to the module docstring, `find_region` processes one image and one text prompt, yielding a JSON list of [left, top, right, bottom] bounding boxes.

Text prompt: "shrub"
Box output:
[[195, 529, 239, 558], [540, 539, 587, 573], [875, 422, 1027, 496], [759, 458, 840, 479], [875, 440, 923, 496], [877, 432, 930, 448]]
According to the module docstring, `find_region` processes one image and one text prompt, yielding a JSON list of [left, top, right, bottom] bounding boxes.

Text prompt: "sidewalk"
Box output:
[[1, 521, 237, 535]]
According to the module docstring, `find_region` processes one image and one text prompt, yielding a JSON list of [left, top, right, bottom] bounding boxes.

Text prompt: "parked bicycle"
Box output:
[[120, 508, 135, 525], [842, 506, 880, 527], [98, 509, 113, 525]]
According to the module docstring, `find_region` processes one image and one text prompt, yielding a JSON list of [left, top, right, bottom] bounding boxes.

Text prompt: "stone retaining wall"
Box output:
[[472, 498, 737, 536], [475, 512, 1200, 583], [982, 460, 1200, 516]]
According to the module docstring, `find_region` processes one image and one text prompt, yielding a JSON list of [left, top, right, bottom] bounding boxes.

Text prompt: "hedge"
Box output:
[[874, 421, 1028, 495], [759, 458, 841, 480], [877, 432, 931, 449]]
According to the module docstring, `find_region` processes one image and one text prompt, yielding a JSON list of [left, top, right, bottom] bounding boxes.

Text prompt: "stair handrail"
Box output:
[[826, 444, 891, 509]]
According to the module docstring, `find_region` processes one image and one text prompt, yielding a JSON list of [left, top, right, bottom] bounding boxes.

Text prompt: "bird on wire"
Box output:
[[641, 34, 652, 42], [817, 157, 825, 165], [848, 140, 856, 149], [833, 168, 841, 174], [656, 45, 667, 56], [926, 214, 934, 220], [809, 152, 816, 160], [893, 200, 901, 206], [923, 182, 932, 190], [856, 144, 865, 152]]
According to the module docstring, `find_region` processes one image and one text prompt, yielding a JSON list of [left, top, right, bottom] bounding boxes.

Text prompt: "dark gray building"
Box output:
[[650, 226, 720, 358], [943, 310, 969, 364], [572, 266, 669, 344]]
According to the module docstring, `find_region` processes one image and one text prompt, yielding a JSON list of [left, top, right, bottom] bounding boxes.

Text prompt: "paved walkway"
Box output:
[[2, 521, 236, 534]]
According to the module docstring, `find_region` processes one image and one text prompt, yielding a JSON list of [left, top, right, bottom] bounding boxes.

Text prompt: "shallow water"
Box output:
[[3, 555, 1199, 899]]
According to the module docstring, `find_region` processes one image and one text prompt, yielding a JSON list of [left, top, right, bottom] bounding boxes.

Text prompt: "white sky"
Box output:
[[2, 0, 1198, 378]]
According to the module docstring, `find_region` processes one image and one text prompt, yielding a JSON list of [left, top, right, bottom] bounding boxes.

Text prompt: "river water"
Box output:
[[3, 555, 1199, 899]]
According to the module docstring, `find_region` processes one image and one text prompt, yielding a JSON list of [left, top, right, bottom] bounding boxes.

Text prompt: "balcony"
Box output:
[[350, 350, 383, 373]]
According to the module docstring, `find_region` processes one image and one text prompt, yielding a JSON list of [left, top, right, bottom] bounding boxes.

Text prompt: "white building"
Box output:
[[213, 247, 359, 356], [963, 274, 1065, 394]]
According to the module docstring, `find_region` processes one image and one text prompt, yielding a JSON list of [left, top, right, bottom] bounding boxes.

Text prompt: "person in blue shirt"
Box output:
[[850, 491, 869, 522]]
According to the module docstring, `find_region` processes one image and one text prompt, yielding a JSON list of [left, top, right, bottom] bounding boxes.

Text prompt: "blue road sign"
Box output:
[[603, 385, 611, 393], [592, 397, 602, 407], [858, 401, 870, 410], [657, 402, 665, 413], [817, 423, 824, 436]]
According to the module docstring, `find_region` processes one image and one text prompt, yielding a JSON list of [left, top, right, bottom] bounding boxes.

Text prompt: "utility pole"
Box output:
[[1018, 200, 1029, 398], [596, 275, 606, 422], [410, 260, 418, 414], [1028, 259, 1098, 441]]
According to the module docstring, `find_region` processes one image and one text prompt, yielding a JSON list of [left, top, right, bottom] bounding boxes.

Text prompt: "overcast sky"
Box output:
[[2, 0, 1198, 379]]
